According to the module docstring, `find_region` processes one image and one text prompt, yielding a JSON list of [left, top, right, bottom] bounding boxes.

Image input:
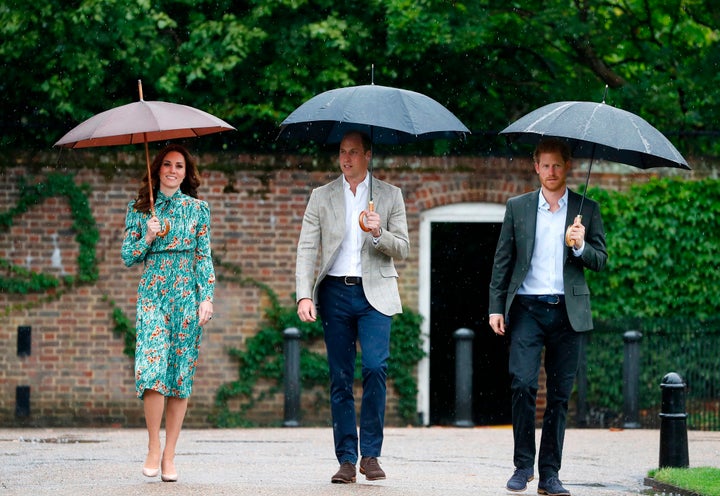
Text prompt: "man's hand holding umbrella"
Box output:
[[362, 209, 383, 239], [565, 216, 585, 249]]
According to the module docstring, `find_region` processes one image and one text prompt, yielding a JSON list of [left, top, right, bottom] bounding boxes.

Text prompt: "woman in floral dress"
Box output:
[[121, 144, 215, 482]]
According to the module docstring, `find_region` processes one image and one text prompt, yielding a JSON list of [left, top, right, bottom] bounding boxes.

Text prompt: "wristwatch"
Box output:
[[372, 227, 383, 245]]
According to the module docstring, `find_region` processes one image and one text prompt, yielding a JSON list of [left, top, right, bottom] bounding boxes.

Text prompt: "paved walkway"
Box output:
[[0, 426, 717, 495]]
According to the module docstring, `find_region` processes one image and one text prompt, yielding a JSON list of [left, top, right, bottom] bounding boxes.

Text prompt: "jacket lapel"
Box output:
[[328, 176, 346, 223], [566, 189, 582, 227]]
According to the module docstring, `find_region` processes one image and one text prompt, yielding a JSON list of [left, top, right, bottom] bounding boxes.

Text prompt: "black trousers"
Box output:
[[507, 296, 581, 480]]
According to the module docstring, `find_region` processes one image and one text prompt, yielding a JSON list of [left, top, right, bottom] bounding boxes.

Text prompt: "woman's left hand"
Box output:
[[198, 300, 214, 327]]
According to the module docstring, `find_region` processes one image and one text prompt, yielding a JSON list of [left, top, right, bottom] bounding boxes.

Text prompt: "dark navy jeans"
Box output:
[[508, 296, 581, 480], [318, 277, 391, 465]]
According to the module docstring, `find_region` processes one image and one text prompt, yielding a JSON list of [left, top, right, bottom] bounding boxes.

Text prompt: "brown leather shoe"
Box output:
[[331, 462, 356, 483], [359, 456, 386, 480]]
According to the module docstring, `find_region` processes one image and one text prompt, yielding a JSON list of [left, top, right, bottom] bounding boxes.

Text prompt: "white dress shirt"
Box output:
[[327, 174, 369, 278], [518, 189, 582, 296]]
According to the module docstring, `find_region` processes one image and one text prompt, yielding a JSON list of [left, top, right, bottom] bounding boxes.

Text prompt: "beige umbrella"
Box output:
[[55, 80, 235, 235]]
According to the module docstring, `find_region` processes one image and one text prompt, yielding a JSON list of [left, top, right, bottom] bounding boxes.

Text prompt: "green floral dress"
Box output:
[[121, 190, 215, 399]]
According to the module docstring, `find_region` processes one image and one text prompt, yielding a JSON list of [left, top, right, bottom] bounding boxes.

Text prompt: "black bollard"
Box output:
[[283, 327, 301, 427], [659, 372, 689, 468], [622, 330, 642, 429], [453, 328, 474, 427]]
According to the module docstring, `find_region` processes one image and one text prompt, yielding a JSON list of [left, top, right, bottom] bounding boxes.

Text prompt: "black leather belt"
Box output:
[[326, 275, 363, 286], [521, 294, 565, 305]]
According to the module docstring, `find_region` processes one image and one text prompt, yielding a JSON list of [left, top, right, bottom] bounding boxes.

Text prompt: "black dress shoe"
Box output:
[[537, 476, 570, 496], [506, 467, 534, 492]]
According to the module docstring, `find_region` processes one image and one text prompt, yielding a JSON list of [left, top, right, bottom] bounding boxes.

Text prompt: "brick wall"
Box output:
[[0, 151, 684, 427]]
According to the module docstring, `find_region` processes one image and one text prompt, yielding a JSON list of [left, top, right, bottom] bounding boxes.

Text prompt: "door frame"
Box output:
[[417, 202, 506, 425]]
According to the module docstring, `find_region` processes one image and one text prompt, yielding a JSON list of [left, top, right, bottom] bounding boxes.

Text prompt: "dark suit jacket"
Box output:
[[488, 188, 607, 332]]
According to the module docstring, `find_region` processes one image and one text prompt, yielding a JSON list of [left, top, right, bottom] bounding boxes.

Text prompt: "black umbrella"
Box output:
[[499, 87, 690, 244], [279, 73, 469, 230]]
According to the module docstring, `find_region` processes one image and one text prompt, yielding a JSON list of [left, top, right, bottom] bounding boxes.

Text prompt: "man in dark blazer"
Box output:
[[489, 138, 607, 496], [296, 131, 409, 484]]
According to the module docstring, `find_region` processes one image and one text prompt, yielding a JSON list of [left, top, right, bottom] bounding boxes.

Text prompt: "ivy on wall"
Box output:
[[0, 173, 99, 314], [212, 298, 425, 427], [587, 177, 720, 320], [103, 295, 137, 358], [211, 260, 425, 427], [582, 178, 720, 426]]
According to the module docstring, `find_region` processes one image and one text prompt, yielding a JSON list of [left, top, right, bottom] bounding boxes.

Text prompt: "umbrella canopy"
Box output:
[[55, 80, 235, 236], [278, 82, 469, 231], [499, 91, 690, 246], [278, 84, 470, 144], [499, 100, 689, 170], [55, 88, 235, 149]]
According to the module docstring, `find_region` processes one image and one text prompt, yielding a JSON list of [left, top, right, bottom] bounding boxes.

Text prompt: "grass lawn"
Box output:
[[648, 467, 720, 496]]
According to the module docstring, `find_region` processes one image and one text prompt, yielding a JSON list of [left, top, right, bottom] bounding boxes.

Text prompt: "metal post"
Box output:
[[283, 327, 301, 427], [659, 372, 689, 468], [623, 330, 642, 428], [453, 328, 474, 427]]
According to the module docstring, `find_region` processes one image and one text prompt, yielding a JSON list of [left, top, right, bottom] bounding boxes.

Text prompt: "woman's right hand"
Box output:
[[146, 216, 161, 244]]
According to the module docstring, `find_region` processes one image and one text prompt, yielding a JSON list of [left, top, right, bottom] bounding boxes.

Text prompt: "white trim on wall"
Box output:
[[416, 202, 506, 425]]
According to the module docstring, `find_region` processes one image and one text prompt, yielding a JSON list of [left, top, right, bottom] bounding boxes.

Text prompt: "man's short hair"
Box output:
[[343, 131, 372, 152], [533, 138, 571, 163]]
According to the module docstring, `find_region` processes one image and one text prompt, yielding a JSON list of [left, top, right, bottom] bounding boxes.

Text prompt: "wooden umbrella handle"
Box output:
[[565, 214, 582, 247], [150, 207, 171, 238], [359, 201, 374, 232], [158, 219, 170, 237]]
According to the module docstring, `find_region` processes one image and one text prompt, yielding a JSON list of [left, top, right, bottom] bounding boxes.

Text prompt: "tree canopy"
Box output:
[[2, 0, 718, 156]]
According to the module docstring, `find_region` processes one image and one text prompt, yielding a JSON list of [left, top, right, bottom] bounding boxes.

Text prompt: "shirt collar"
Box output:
[[538, 188, 569, 210], [155, 189, 181, 207], [341, 173, 370, 191]]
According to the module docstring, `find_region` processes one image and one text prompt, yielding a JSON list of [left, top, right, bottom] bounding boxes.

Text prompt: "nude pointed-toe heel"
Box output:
[[142, 466, 160, 477], [161, 472, 178, 482]]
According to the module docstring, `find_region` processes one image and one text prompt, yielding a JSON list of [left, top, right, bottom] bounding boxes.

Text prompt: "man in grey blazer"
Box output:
[[296, 131, 409, 484], [489, 139, 607, 496]]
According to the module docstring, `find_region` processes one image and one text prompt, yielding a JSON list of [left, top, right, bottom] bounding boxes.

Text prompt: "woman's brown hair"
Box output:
[[133, 144, 200, 213]]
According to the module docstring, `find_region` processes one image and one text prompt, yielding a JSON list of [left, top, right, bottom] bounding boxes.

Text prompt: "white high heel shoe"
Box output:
[[142, 466, 160, 477], [161, 472, 178, 482], [161, 459, 178, 482]]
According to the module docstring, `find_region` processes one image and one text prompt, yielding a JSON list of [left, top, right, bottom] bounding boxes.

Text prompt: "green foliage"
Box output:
[[103, 295, 137, 358], [0, 172, 134, 363], [388, 309, 425, 423], [582, 178, 720, 427], [0, 173, 99, 296], [213, 294, 425, 427], [587, 178, 720, 320], [2, 1, 719, 156]]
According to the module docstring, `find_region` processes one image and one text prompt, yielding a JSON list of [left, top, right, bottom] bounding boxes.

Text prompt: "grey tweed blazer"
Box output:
[[295, 175, 409, 316]]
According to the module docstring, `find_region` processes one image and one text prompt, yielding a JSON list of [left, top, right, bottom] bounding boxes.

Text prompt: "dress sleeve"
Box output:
[[194, 200, 215, 302], [121, 202, 151, 267]]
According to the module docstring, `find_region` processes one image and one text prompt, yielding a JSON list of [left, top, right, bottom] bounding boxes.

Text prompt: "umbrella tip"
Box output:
[[371, 64, 375, 85], [602, 84, 608, 104], [138, 79, 144, 101]]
